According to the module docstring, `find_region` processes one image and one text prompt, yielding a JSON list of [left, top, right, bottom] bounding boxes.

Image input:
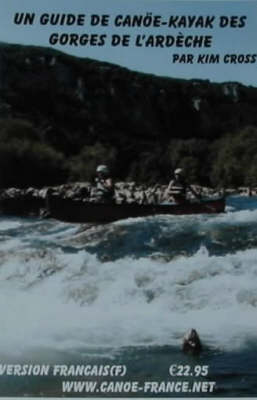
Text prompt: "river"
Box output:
[[0, 195, 257, 397]]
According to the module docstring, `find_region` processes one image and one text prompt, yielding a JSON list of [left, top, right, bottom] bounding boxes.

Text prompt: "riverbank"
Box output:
[[0, 182, 253, 218]]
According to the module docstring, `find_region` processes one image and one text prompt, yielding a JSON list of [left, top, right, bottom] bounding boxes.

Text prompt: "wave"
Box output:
[[0, 196, 257, 357], [1, 242, 257, 356]]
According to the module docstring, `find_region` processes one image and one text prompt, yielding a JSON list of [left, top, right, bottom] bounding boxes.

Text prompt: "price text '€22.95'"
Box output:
[[169, 364, 209, 377]]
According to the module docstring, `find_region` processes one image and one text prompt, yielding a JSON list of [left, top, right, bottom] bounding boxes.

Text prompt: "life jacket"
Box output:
[[95, 177, 114, 200], [168, 177, 186, 196]]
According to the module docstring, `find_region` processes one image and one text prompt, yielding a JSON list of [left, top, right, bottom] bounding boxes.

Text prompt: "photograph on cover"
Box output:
[[0, 0, 257, 398]]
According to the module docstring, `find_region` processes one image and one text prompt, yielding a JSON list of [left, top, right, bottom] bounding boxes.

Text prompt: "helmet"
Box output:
[[174, 168, 183, 175], [96, 165, 109, 173]]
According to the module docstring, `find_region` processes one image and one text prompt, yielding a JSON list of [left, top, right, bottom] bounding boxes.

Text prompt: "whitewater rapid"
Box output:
[[1, 199, 257, 360]]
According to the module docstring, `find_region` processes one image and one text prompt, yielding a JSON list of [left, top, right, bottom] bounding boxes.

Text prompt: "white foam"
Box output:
[[0, 204, 257, 357], [0, 220, 22, 231], [216, 208, 257, 224], [1, 244, 257, 356]]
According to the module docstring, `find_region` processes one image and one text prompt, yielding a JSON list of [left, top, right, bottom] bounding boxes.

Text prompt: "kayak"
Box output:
[[47, 196, 225, 223]]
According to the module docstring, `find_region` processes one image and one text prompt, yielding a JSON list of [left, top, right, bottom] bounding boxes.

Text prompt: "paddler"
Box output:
[[165, 168, 199, 204], [94, 164, 115, 203]]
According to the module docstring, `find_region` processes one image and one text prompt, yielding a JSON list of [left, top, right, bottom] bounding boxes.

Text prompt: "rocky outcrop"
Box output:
[[0, 182, 225, 218]]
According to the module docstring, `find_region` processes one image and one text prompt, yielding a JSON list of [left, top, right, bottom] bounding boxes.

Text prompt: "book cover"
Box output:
[[0, 0, 257, 399]]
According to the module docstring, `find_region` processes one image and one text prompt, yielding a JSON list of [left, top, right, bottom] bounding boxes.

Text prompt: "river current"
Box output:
[[0, 195, 257, 397]]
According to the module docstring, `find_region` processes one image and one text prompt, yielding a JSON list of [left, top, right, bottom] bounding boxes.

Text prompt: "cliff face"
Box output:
[[0, 42, 257, 187]]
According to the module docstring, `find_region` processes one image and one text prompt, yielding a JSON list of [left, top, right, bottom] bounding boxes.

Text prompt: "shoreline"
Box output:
[[0, 183, 254, 218]]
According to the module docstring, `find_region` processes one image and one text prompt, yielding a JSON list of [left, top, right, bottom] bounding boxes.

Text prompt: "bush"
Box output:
[[211, 126, 257, 187], [164, 139, 210, 184], [0, 118, 40, 141], [67, 142, 117, 181], [0, 139, 67, 188]]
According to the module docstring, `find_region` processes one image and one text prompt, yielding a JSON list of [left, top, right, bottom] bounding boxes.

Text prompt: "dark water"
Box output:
[[0, 196, 257, 397]]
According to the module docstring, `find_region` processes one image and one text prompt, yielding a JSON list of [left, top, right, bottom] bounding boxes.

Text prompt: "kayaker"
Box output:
[[165, 168, 199, 204], [182, 328, 202, 355], [94, 164, 115, 203]]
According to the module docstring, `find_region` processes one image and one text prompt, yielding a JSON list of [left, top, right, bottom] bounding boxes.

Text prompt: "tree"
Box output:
[[0, 139, 67, 188], [68, 142, 117, 181], [211, 126, 257, 187]]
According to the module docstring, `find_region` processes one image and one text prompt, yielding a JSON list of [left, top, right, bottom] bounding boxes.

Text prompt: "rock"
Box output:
[[0, 181, 227, 218]]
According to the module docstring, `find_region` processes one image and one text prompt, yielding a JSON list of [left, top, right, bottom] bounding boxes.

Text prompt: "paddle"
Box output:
[[187, 184, 202, 202]]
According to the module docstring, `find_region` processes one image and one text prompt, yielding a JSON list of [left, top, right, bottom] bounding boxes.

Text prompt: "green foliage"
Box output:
[[0, 135, 67, 188], [68, 142, 117, 181], [165, 139, 209, 183], [2, 44, 257, 188], [0, 118, 67, 187], [0, 118, 40, 141], [178, 156, 200, 183], [127, 146, 165, 183], [211, 126, 257, 187]]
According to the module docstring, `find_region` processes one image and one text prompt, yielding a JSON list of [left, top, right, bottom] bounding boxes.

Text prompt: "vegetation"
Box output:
[[0, 43, 257, 188], [210, 126, 257, 188], [0, 119, 67, 187], [68, 142, 117, 182]]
